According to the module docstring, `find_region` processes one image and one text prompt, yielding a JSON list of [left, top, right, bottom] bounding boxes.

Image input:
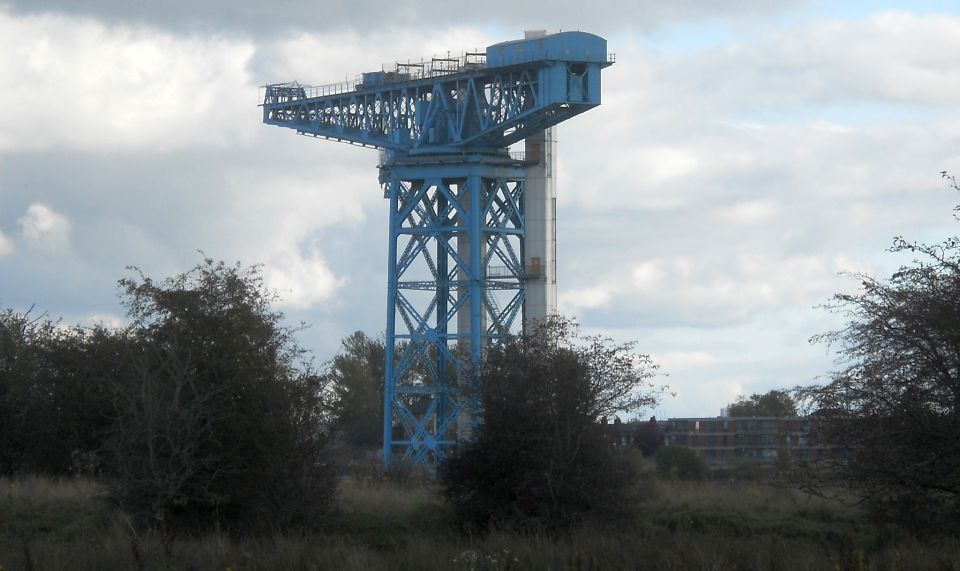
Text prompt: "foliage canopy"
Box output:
[[654, 445, 708, 481], [443, 317, 663, 532], [104, 259, 336, 532], [0, 311, 116, 475], [326, 331, 385, 449], [727, 390, 798, 417]]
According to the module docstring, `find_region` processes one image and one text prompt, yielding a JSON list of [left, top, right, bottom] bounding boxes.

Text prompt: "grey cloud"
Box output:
[[667, 12, 960, 109], [0, 141, 387, 357], [1, 0, 808, 37]]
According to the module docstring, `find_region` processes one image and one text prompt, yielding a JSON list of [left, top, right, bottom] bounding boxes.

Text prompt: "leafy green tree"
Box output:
[[631, 417, 663, 457], [727, 390, 798, 417], [0, 309, 45, 474], [654, 445, 708, 481], [327, 331, 385, 449], [0, 310, 116, 475], [25, 325, 120, 474], [442, 317, 663, 531], [802, 174, 960, 532], [103, 259, 335, 532]]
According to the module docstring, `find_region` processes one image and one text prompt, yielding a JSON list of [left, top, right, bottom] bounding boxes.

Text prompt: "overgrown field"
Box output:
[[2, 474, 958, 571]]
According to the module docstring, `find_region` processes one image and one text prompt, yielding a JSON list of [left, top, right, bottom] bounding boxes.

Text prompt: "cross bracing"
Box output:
[[383, 158, 524, 467]]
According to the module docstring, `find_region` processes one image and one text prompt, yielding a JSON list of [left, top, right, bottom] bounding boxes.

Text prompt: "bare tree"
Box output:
[[802, 174, 960, 532]]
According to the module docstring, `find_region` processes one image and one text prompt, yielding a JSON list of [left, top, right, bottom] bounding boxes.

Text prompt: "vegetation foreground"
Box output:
[[4, 177, 960, 569], [2, 473, 958, 571]]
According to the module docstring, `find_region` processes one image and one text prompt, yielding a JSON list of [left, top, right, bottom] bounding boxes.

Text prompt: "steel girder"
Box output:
[[383, 157, 525, 468], [262, 63, 599, 154]]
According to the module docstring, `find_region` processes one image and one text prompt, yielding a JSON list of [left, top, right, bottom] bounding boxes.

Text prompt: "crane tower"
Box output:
[[261, 30, 613, 468]]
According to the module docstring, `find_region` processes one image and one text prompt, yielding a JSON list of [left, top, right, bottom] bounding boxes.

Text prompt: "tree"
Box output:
[[727, 390, 798, 417], [632, 417, 663, 457], [0, 309, 47, 474], [0, 310, 116, 475], [103, 259, 335, 532], [442, 317, 663, 532], [326, 331, 385, 449], [802, 175, 960, 532], [24, 324, 121, 475], [654, 445, 707, 481]]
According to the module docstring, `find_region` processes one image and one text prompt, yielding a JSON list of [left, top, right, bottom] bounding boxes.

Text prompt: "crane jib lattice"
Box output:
[[262, 32, 613, 155]]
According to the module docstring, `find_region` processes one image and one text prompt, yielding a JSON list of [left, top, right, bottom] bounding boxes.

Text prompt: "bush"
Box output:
[[326, 331, 385, 449], [655, 446, 708, 482], [102, 259, 336, 533], [0, 310, 116, 476], [442, 317, 663, 532]]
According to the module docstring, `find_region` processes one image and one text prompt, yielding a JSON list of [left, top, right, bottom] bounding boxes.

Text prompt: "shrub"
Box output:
[[655, 446, 708, 482], [442, 317, 663, 532], [102, 259, 336, 533], [0, 310, 115, 476]]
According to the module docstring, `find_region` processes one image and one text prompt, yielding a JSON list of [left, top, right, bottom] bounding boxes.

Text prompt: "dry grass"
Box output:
[[2, 474, 101, 505], [338, 477, 446, 517], [1, 474, 959, 570]]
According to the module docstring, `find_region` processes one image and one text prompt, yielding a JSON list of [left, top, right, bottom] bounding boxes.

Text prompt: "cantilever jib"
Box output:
[[261, 31, 612, 158]]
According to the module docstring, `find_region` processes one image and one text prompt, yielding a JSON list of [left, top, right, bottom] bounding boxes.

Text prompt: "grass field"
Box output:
[[2, 474, 958, 570]]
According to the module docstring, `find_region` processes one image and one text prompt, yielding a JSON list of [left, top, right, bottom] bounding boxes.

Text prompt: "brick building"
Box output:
[[606, 416, 838, 465]]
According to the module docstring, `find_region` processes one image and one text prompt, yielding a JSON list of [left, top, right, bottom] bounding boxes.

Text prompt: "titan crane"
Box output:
[[261, 30, 613, 468]]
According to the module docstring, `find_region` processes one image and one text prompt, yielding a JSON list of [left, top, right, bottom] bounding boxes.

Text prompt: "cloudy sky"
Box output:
[[1, 1, 959, 418]]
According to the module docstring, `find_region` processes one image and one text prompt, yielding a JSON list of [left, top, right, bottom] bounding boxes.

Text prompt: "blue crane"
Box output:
[[262, 31, 613, 468]]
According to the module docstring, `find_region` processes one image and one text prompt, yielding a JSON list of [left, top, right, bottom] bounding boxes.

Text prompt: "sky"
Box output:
[[1, 1, 959, 418]]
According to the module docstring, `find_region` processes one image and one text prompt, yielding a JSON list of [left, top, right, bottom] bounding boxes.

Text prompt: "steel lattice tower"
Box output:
[[261, 31, 613, 468]]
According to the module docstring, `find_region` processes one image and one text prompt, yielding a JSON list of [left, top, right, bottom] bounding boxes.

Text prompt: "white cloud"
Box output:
[[575, 253, 857, 327], [216, 167, 377, 309], [19, 203, 71, 253], [0, 11, 256, 152], [262, 28, 494, 86], [631, 261, 667, 289], [0, 230, 13, 256], [559, 285, 612, 313], [265, 247, 345, 309], [223, 168, 372, 243], [669, 378, 746, 417], [557, 22, 960, 338], [677, 11, 960, 110], [86, 313, 127, 328], [717, 200, 778, 224], [653, 350, 717, 371]]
